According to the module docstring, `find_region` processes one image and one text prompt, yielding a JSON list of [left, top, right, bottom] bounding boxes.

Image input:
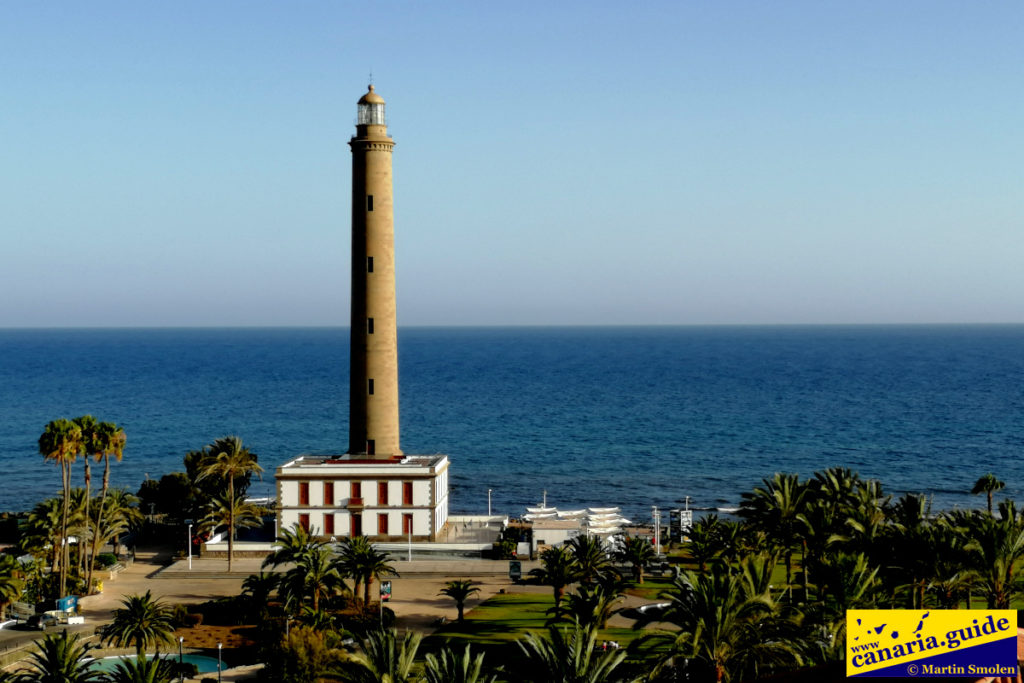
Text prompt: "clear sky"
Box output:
[[2, 2, 1022, 326]]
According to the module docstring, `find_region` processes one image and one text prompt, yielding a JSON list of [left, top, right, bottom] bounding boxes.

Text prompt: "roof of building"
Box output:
[[276, 453, 448, 475]]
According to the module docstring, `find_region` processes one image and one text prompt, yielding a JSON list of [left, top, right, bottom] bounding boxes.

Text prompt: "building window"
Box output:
[[403, 513, 413, 535], [324, 513, 334, 535], [323, 482, 334, 505], [403, 481, 413, 505], [367, 195, 373, 211], [378, 513, 389, 535], [367, 256, 374, 273], [367, 440, 375, 456], [378, 481, 388, 505], [350, 481, 362, 500], [367, 318, 374, 334], [299, 513, 310, 532], [368, 379, 374, 395], [351, 513, 362, 537], [299, 482, 310, 506]]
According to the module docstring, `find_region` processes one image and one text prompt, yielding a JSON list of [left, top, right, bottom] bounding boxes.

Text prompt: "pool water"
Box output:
[[89, 654, 225, 673]]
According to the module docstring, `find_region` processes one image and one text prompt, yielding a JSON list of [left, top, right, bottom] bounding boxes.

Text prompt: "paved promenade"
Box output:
[[2, 549, 547, 680]]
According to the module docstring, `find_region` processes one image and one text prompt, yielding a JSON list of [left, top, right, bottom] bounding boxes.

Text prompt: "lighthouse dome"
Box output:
[[358, 85, 385, 105]]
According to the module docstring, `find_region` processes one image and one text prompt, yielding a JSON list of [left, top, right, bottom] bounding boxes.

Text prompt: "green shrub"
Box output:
[[95, 553, 118, 568]]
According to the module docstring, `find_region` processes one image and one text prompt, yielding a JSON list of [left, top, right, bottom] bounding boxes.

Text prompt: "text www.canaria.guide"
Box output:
[[850, 615, 1012, 669]]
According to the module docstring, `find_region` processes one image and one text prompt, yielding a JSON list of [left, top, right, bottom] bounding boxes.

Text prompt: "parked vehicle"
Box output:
[[27, 613, 59, 630]]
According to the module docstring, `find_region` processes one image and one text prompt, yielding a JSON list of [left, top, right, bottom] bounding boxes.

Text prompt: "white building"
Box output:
[[276, 454, 450, 541]]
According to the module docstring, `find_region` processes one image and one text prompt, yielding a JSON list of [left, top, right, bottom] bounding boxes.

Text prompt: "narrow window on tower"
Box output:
[[367, 318, 374, 334], [368, 379, 374, 395], [367, 256, 374, 273], [367, 195, 374, 211], [367, 439, 376, 455]]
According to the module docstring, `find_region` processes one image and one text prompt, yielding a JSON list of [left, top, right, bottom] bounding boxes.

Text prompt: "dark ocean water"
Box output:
[[1, 325, 1023, 522]]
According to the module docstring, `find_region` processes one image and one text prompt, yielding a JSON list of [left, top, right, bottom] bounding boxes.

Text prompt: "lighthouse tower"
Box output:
[[274, 86, 449, 543], [348, 85, 401, 459]]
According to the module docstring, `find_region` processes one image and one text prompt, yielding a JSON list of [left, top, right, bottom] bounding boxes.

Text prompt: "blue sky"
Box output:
[[2, 2, 1022, 326]]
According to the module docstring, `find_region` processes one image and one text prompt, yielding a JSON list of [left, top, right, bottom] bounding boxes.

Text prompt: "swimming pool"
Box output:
[[89, 653, 225, 674]]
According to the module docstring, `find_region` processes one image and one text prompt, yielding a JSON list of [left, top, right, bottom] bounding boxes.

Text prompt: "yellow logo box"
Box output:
[[846, 609, 1017, 678]]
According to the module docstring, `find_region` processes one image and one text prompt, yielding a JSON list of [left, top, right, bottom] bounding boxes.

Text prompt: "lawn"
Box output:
[[419, 591, 652, 673]]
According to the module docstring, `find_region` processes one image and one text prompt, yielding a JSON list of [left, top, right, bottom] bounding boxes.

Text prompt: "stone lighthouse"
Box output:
[[274, 86, 449, 542], [348, 84, 401, 459]]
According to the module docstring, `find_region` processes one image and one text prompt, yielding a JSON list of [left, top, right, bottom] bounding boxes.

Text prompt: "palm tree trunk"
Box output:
[[227, 476, 234, 571], [81, 459, 91, 582], [60, 460, 71, 596], [87, 455, 111, 596]]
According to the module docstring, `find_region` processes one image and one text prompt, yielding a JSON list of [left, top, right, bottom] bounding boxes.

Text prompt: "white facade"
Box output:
[[276, 454, 449, 541]]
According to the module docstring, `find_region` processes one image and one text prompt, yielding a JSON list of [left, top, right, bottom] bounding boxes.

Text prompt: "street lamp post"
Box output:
[[488, 488, 492, 516], [178, 636, 184, 683], [187, 523, 193, 571], [652, 506, 661, 556], [217, 642, 223, 683]]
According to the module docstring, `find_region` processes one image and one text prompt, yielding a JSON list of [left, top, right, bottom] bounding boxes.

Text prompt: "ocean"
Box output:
[[1, 325, 1023, 522]]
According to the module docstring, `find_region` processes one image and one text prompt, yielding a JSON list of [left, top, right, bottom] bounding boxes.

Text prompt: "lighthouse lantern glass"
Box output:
[[358, 102, 385, 126]]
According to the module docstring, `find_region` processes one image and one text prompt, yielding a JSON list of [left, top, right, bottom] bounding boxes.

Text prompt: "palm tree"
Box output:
[[529, 546, 581, 620], [686, 514, 724, 572], [972, 473, 1005, 516], [615, 534, 656, 584], [199, 493, 262, 564], [197, 436, 263, 571], [518, 620, 633, 683], [103, 590, 175, 657], [439, 579, 480, 622], [0, 554, 25, 622], [93, 488, 143, 556], [263, 522, 327, 570], [638, 560, 802, 683], [739, 473, 808, 588], [38, 418, 83, 596], [558, 582, 622, 630], [105, 656, 178, 683], [20, 497, 63, 574], [423, 644, 497, 683], [84, 419, 125, 594], [341, 627, 422, 683], [241, 571, 280, 620], [280, 544, 345, 614], [336, 536, 398, 606], [964, 502, 1024, 608], [566, 534, 614, 585], [16, 629, 102, 682], [72, 415, 99, 589]]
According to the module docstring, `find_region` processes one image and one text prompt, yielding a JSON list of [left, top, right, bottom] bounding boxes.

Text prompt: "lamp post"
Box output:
[[187, 523, 193, 571], [217, 642, 223, 683], [407, 524, 412, 562], [178, 636, 184, 683], [652, 506, 661, 556], [488, 488, 492, 517]]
